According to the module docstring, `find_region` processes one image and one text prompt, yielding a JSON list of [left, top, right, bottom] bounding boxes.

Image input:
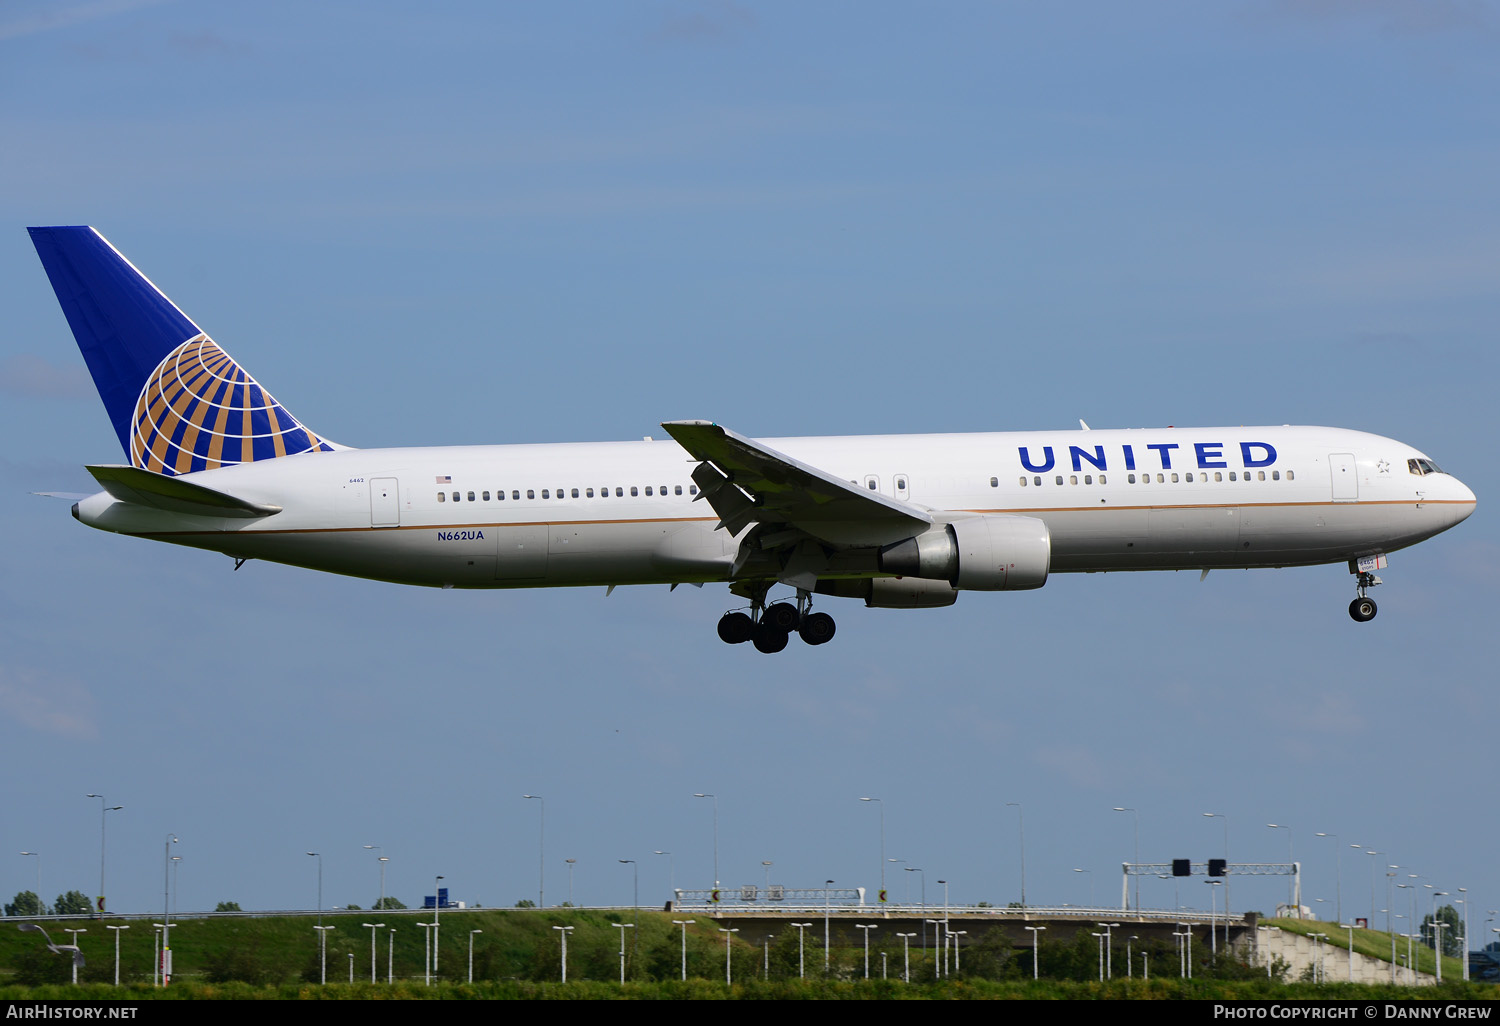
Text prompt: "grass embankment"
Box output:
[[1262, 917, 1466, 981]]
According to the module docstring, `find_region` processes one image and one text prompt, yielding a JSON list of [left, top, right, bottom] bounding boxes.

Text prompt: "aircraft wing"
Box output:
[[661, 420, 931, 545]]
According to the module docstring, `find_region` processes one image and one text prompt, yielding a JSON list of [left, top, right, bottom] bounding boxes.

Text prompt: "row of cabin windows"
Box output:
[[437, 484, 699, 503], [999, 470, 1295, 487]]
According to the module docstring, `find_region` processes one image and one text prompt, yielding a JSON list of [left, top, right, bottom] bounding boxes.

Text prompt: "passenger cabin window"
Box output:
[[1019, 476, 1028, 486], [990, 477, 999, 488], [586, 487, 594, 497], [1287, 470, 1295, 480], [467, 491, 475, 501], [1033, 476, 1042, 486], [512, 490, 520, 500], [437, 492, 445, 502], [1272, 471, 1280, 481], [1055, 475, 1064, 485], [630, 486, 638, 496], [452, 491, 460, 502], [675, 485, 683, 495], [482, 491, 490, 501], [616, 487, 623, 497], [527, 489, 535, 499], [645, 486, 653, 496], [1128, 474, 1137, 483], [572, 488, 580, 498]]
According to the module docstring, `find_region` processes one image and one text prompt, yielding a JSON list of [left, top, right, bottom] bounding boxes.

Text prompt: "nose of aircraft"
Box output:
[[1447, 474, 1477, 525]]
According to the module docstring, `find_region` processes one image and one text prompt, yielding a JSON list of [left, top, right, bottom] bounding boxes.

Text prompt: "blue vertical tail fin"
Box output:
[[28, 226, 338, 476]]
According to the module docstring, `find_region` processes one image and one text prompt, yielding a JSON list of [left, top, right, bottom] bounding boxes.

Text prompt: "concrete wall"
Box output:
[[1253, 927, 1435, 986]]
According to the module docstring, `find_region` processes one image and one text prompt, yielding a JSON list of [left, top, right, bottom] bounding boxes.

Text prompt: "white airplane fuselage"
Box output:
[[73, 424, 1476, 591]]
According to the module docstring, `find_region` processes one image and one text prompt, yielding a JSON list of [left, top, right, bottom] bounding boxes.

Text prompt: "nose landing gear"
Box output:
[[716, 587, 837, 651], [1348, 570, 1381, 622]]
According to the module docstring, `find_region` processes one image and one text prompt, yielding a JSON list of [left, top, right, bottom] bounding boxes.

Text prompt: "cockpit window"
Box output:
[[1408, 458, 1445, 476]]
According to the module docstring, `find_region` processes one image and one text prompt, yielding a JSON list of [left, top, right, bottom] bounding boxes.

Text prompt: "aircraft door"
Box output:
[[370, 477, 400, 527], [1329, 453, 1358, 502]]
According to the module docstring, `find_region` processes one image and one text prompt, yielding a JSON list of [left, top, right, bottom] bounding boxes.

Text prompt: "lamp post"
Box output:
[[1206, 880, 1222, 957], [897, 931, 916, 982], [1006, 802, 1026, 907], [553, 925, 573, 982], [364, 846, 386, 908], [764, 933, 774, 979], [63, 929, 86, 984], [856, 923, 878, 978], [859, 797, 885, 901], [313, 925, 335, 984], [1268, 823, 1294, 908], [306, 851, 323, 926], [1315, 832, 1340, 924], [672, 919, 695, 981], [363, 922, 385, 982], [469, 929, 482, 983], [1204, 812, 1228, 945], [523, 794, 544, 908], [85, 794, 122, 915], [432, 874, 444, 973], [565, 858, 577, 907], [719, 927, 739, 984], [906, 866, 926, 951], [1097, 922, 1120, 979], [106, 924, 128, 986], [1024, 924, 1046, 978], [653, 850, 673, 899], [348, 952, 354, 983], [613, 922, 634, 983], [19, 852, 41, 907], [693, 793, 718, 889], [791, 922, 812, 979], [1114, 807, 1139, 911], [418, 922, 435, 985], [388, 929, 396, 984], [824, 879, 834, 973], [938, 878, 951, 977], [1073, 867, 1094, 907], [162, 835, 178, 941]]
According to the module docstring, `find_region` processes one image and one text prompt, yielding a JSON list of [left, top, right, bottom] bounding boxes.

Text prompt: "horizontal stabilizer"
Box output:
[[86, 464, 282, 519]]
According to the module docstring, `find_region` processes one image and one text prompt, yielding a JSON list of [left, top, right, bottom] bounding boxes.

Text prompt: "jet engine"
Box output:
[[878, 515, 1050, 591]]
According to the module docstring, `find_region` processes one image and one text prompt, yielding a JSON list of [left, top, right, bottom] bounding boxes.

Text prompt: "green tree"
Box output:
[[215, 901, 243, 912], [1421, 904, 1463, 958], [372, 896, 407, 910], [5, 891, 48, 917], [53, 890, 93, 915], [514, 899, 536, 908]]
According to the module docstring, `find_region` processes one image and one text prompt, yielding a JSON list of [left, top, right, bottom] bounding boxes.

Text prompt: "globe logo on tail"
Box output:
[[130, 334, 332, 476]]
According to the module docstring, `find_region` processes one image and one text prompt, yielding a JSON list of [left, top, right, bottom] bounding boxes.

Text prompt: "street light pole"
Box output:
[[672, 919, 696, 980], [305, 852, 322, 926], [719, 927, 739, 984], [1025, 925, 1046, 979], [523, 795, 544, 908], [613, 922, 634, 983], [1113, 807, 1139, 911], [106, 924, 128, 986], [859, 797, 885, 901], [693, 793, 718, 889], [85, 795, 123, 914], [363, 922, 385, 982], [1006, 802, 1026, 908]]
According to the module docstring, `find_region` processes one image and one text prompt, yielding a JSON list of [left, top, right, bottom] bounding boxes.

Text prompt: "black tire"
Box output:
[[762, 602, 801, 631], [752, 622, 790, 654], [717, 611, 754, 644], [1348, 597, 1377, 622], [799, 611, 837, 646]]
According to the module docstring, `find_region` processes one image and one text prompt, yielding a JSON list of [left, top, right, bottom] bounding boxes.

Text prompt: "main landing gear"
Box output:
[[717, 587, 836, 652], [1349, 570, 1381, 622]]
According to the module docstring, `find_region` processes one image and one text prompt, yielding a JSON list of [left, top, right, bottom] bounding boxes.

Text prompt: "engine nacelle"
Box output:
[[866, 576, 959, 608], [813, 577, 959, 607], [878, 515, 1050, 591]]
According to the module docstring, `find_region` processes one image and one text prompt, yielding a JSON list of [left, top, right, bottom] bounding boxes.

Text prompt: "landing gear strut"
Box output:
[[716, 586, 837, 651], [1348, 570, 1380, 622]]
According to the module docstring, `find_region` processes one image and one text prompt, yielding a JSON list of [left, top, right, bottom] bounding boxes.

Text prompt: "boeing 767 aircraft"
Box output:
[[29, 227, 1476, 652]]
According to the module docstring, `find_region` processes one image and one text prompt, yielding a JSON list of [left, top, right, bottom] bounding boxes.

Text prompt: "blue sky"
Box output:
[[1, 1, 1494, 931]]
